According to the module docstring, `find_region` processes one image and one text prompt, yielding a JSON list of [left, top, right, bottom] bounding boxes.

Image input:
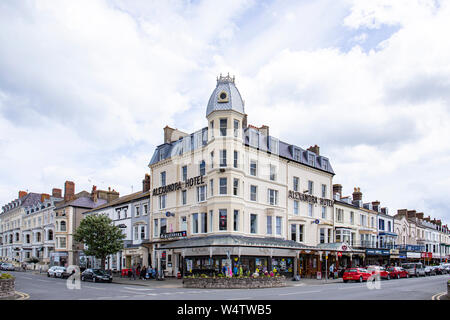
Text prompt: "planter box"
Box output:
[[0, 278, 15, 298], [183, 276, 286, 289]]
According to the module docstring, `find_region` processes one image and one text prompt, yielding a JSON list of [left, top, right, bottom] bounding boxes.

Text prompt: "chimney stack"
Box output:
[[40, 193, 50, 203], [52, 188, 62, 198], [397, 209, 408, 216], [333, 184, 342, 196], [91, 185, 98, 203], [407, 210, 416, 218], [352, 187, 362, 201], [416, 212, 424, 220], [307, 145, 320, 156], [64, 181, 75, 202], [259, 125, 269, 137], [372, 201, 380, 212], [143, 174, 151, 193], [424, 216, 430, 222], [19, 191, 27, 199]]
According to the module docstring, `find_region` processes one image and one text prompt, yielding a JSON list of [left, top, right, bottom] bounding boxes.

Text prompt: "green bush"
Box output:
[[0, 273, 15, 280]]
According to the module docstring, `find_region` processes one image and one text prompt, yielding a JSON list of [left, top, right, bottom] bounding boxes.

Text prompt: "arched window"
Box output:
[[15, 233, 19, 242], [60, 221, 66, 232]]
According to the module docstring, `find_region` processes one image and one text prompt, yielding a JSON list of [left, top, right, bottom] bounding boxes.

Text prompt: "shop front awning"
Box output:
[[378, 232, 398, 237], [157, 234, 317, 258]]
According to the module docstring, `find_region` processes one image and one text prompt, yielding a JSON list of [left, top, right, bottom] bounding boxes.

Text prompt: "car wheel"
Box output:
[[343, 279, 348, 283], [93, 277, 96, 283], [108, 279, 112, 283], [47, 273, 50, 277]]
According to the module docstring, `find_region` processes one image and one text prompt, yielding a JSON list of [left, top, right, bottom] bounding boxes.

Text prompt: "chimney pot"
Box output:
[[352, 187, 362, 201], [19, 191, 27, 199]]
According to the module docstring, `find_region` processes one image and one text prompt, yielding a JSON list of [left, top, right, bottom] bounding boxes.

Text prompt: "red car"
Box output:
[[367, 266, 391, 280], [387, 267, 409, 279], [343, 268, 372, 283]]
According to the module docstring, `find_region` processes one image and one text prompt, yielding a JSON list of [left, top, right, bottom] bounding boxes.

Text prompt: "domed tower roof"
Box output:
[[206, 74, 245, 117]]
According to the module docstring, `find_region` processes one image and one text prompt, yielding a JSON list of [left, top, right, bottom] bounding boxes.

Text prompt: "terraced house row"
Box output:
[[1, 75, 450, 279]]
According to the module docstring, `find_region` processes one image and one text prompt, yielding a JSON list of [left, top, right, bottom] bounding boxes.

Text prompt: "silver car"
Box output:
[[401, 263, 426, 277], [1, 263, 15, 271]]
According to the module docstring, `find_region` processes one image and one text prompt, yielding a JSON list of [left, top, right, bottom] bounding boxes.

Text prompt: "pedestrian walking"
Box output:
[[141, 266, 147, 280], [233, 265, 238, 276], [132, 265, 136, 280], [329, 263, 335, 279]]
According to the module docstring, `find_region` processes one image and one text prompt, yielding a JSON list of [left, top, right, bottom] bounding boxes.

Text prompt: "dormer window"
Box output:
[[308, 154, 315, 166]]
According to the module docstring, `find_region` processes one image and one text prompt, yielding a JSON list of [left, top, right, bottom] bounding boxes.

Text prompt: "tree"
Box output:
[[73, 214, 126, 270]]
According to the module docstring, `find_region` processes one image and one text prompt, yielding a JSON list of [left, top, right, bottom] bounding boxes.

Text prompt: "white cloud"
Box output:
[[1, 0, 450, 225]]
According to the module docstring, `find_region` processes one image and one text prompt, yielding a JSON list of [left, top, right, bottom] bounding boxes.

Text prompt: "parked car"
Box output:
[[440, 264, 450, 274], [431, 265, 443, 275], [401, 263, 426, 277], [47, 266, 67, 278], [366, 266, 391, 280], [81, 269, 112, 283], [424, 266, 436, 276], [0, 263, 15, 271], [343, 268, 372, 283], [387, 267, 409, 279]]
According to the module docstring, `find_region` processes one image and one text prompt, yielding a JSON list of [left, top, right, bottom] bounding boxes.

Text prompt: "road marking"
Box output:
[[83, 286, 107, 290], [146, 293, 158, 296], [37, 279, 52, 283], [122, 287, 155, 291], [338, 285, 365, 290], [15, 291, 30, 300], [431, 292, 447, 300], [22, 277, 33, 280], [226, 297, 252, 300], [279, 290, 321, 296]]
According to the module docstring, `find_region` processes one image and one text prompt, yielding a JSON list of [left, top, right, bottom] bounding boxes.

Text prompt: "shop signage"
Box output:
[[153, 175, 205, 196], [160, 231, 187, 239], [288, 190, 334, 207], [337, 252, 342, 257], [342, 245, 348, 251], [365, 249, 390, 256], [421, 252, 432, 259], [406, 252, 421, 259], [390, 249, 399, 255]]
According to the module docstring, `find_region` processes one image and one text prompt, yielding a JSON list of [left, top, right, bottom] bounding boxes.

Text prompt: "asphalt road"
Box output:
[[11, 271, 449, 300]]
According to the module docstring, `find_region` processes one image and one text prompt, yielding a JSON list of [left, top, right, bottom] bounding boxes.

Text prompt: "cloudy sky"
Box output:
[[1, 0, 449, 224]]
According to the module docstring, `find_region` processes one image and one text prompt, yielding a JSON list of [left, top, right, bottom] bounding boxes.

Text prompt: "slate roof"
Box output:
[[54, 192, 107, 210], [84, 190, 150, 214]]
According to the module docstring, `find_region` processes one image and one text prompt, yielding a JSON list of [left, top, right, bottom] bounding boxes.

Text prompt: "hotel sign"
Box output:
[[153, 175, 205, 196], [288, 190, 334, 207], [160, 231, 187, 239]]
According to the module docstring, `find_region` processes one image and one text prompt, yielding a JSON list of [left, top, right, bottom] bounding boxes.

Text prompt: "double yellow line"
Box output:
[[431, 292, 447, 300], [15, 291, 30, 300]]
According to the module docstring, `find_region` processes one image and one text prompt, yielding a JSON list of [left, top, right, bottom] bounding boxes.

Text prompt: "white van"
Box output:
[[401, 262, 426, 277]]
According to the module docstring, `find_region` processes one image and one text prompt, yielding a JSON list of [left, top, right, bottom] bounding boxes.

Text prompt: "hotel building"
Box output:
[[148, 75, 336, 278]]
